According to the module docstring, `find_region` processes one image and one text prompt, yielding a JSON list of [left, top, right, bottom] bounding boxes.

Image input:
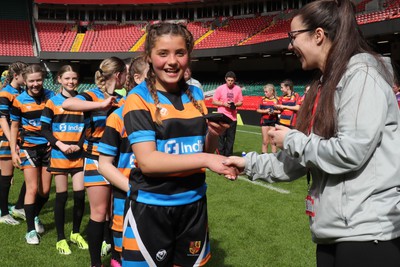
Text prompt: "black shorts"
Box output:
[[20, 145, 50, 169], [260, 119, 277, 127], [122, 197, 210, 266]]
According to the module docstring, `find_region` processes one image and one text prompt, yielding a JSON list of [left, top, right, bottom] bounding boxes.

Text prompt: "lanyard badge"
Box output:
[[305, 195, 315, 217], [305, 170, 315, 217]]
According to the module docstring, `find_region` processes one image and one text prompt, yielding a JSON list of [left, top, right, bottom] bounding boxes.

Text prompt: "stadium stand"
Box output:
[[36, 22, 77, 52], [0, 0, 34, 56], [194, 16, 273, 49], [79, 23, 145, 52], [0, 20, 34, 56]]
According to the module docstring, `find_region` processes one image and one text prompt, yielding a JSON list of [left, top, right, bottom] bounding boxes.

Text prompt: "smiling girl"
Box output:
[[41, 65, 88, 255], [122, 22, 237, 267], [10, 64, 54, 244], [62, 57, 126, 267]]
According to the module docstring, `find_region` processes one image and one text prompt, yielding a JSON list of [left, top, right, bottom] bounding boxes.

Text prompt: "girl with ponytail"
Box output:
[[224, 1, 400, 266], [122, 22, 237, 266], [62, 57, 126, 267], [0, 61, 28, 225]]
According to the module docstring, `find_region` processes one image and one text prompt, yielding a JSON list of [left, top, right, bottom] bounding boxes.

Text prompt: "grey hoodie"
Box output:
[[244, 53, 400, 244]]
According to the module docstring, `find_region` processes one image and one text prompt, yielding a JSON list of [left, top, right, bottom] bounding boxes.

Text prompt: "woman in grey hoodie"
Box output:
[[223, 0, 400, 266]]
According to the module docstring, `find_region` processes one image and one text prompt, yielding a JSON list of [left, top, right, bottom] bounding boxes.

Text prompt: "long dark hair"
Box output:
[[295, 0, 381, 138]]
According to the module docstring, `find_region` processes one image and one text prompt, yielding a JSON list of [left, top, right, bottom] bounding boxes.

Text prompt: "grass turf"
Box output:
[[0, 125, 315, 266]]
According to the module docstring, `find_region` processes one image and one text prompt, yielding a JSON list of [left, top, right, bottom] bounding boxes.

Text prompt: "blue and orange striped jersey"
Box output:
[[259, 96, 278, 124], [98, 105, 135, 179], [123, 82, 208, 207], [75, 87, 123, 159], [10, 89, 54, 148], [98, 105, 134, 236], [278, 92, 300, 127], [0, 84, 24, 140], [40, 93, 85, 173]]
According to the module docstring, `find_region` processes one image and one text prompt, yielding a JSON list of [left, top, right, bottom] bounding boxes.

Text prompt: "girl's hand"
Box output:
[[207, 154, 239, 180], [69, 145, 81, 153], [222, 156, 246, 173], [268, 124, 290, 149], [57, 141, 72, 154], [207, 121, 230, 136], [11, 152, 21, 169], [100, 96, 117, 110]]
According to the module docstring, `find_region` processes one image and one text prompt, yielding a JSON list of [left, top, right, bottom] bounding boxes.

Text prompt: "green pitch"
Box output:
[[0, 125, 315, 267]]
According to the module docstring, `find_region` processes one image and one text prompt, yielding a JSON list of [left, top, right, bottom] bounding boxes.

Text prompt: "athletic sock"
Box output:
[[55, 191, 68, 241], [87, 219, 105, 266], [25, 203, 36, 232], [0, 175, 12, 215], [104, 220, 111, 244], [72, 190, 85, 233], [15, 182, 26, 209], [35, 193, 49, 217]]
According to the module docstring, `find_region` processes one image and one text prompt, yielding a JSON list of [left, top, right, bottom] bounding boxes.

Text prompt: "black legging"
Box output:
[[316, 237, 400, 267]]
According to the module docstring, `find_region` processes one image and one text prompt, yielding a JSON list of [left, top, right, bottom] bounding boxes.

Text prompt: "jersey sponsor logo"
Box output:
[[189, 241, 201, 255], [164, 139, 204, 154], [156, 249, 167, 262], [59, 123, 84, 132], [28, 119, 41, 126]]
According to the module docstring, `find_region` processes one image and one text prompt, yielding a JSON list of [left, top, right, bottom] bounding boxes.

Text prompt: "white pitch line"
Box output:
[[238, 175, 290, 194], [237, 129, 261, 135]]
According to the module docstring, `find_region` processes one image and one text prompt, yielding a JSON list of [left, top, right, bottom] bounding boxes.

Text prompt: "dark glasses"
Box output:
[[287, 29, 314, 45]]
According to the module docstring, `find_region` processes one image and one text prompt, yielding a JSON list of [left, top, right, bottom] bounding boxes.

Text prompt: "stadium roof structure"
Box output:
[[34, 0, 201, 4]]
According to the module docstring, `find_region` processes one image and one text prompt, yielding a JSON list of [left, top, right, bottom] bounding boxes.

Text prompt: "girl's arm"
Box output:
[[10, 121, 21, 167], [0, 117, 11, 141], [41, 122, 72, 154], [132, 142, 237, 179], [98, 154, 130, 192], [204, 120, 229, 153], [62, 96, 116, 111]]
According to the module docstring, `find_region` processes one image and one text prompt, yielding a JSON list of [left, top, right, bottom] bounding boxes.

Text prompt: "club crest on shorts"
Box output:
[[156, 249, 167, 261], [189, 241, 201, 255]]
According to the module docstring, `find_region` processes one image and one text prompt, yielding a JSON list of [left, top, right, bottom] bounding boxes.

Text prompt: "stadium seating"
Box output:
[[1, 0, 399, 55], [79, 23, 145, 52], [0, 20, 34, 56], [36, 22, 77, 52], [194, 16, 272, 49]]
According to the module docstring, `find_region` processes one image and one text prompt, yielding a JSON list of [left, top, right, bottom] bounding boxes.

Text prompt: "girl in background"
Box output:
[[256, 84, 278, 153], [62, 57, 126, 267], [41, 65, 88, 255], [122, 22, 236, 266], [10, 64, 54, 244], [0, 61, 28, 225], [275, 79, 300, 128], [98, 56, 148, 267]]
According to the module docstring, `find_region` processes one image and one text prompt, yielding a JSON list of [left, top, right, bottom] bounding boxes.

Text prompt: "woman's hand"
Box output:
[[222, 156, 246, 174], [268, 124, 291, 149], [207, 154, 239, 180]]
